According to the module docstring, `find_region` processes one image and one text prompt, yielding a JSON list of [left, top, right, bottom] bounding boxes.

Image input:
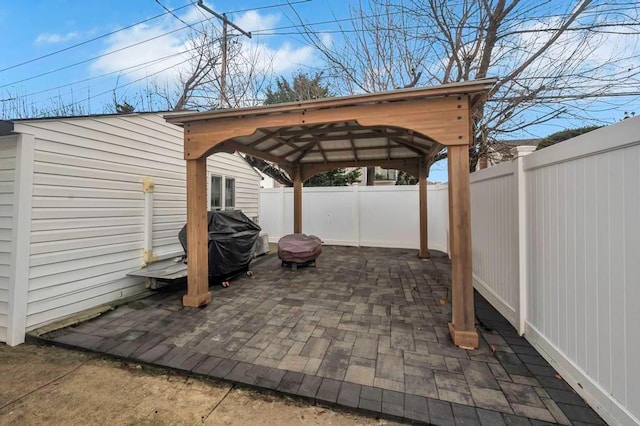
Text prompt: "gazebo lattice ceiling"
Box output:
[[165, 78, 497, 349]]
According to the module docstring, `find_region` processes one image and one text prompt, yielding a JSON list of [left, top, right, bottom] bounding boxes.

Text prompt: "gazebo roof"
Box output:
[[165, 79, 496, 178]]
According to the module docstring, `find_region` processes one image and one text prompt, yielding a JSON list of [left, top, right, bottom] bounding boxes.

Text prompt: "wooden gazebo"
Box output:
[[165, 78, 496, 349]]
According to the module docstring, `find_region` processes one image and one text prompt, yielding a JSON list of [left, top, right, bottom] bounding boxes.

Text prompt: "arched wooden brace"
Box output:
[[177, 91, 479, 349]]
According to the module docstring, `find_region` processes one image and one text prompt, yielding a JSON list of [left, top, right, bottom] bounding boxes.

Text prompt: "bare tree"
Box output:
[[1, 90, 88, 119], [293, 0, 640, 170], [139, 25, 276, 112]]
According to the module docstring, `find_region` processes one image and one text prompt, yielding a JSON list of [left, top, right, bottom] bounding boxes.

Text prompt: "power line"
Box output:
[[10, 0, 640, 113], [17, 47, 202, 101], [228, 0, 311, 15], [0, 23, 204, 89], [0, 1, 197, 74], [44, 54, 197, 116], [155, 0, 207, 36], [1, 0, 311, 77], [490, 91, 640, 102], [196, 1, 252, 108], [0, 0, 311, 89]]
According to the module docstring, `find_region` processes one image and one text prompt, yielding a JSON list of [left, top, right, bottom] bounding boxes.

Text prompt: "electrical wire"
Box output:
[[19, 46, 204, 102], [155, 0, 207, 36], [1, 0, 313, 76], [6, 0, 639, 114], [1, 0, 317, 91], [0, 1, 197, 73], [44, 51, 200, 115]]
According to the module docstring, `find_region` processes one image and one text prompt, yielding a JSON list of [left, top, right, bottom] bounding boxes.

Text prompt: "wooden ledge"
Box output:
[[448, 322, 479, 349]]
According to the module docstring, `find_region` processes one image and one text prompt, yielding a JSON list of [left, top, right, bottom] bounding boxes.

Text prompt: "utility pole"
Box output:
[[197, 1, 251, 108]]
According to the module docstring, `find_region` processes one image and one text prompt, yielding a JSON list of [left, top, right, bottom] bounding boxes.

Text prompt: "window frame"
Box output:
[[208, 173, 236, 211]]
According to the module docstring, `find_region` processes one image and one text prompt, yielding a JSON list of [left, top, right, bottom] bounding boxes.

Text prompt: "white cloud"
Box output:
[[233, 10, 280, 33], [35, 31, 79, 45], [89, 5, 318, 98]]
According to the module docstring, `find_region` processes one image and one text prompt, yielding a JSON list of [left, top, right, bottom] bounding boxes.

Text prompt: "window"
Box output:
[[210, 175, 235, 210], [225, 178, 235, 209], [211, 175, 222, 210], [374, 167, 397, 181]]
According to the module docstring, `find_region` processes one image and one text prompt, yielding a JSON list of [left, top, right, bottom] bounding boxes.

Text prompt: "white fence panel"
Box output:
[[302, 187, 358, 246], [523, 117, 640, 426], [427, 184, 449, 253], [259, 184, 449, 252], [468, 116, 640, 426], [470, 161, 519, 328], [358, 186, 419, 248]]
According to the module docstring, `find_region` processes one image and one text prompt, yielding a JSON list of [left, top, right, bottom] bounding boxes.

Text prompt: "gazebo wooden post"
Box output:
[[419, 157, 430, 259], [447, 144, 478, 348], [183, 157, 212, 308], [293, 164, 302, 234]]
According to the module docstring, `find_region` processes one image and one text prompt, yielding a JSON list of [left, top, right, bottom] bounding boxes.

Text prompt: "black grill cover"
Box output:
[[179, 211, 261, 278]]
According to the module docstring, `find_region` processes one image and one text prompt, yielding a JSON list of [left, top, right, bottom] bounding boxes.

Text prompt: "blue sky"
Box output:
[[1, 1, 638, 183], [0, 0, 333, 113]]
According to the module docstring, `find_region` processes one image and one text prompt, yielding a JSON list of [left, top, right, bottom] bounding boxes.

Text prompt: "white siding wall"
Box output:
[[470, 161, 519, 327], [0, 136, 17, 343], [13, 113, 259, 331], [207, 152, 260, 220], [259, 184, 450, 253]]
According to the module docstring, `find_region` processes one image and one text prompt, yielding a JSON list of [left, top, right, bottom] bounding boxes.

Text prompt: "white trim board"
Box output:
[[7, 133, 35, 346]]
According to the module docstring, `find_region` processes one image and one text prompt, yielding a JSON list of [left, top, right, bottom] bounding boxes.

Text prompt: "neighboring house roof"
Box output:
[[1, 111, 173, 136], [488, 138, 541, 163], [8, 111, 174, 122]]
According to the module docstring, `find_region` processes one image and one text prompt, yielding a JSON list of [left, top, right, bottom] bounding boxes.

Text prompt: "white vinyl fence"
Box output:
[[470, 117, 640, 426], [259, 184, 450, 253]]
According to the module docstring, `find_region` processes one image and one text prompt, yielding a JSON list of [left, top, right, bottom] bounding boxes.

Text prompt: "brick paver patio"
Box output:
[[39, 247, 604, 425]]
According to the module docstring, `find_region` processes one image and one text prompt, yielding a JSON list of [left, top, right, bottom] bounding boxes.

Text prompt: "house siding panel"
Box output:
[[0, 136, 17, 342], [13, 113, 259, 331]]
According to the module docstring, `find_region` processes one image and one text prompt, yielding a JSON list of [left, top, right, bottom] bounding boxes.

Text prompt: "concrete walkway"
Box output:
[[39, 247, 604, 425]]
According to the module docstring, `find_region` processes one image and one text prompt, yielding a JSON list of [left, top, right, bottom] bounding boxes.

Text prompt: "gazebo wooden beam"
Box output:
[[216, 140, 294, 176], [287, 131, 406, 144], [308, 145, 410, 153], [278, 124, 367, 137], [293, 165, 302, 233], [419, 156, 429, 259], [348, 133, 358, 161]]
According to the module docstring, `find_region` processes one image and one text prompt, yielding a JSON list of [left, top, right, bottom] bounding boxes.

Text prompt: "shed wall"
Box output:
[[13, 113, 260, 331], [0, 136, 17, 342]]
